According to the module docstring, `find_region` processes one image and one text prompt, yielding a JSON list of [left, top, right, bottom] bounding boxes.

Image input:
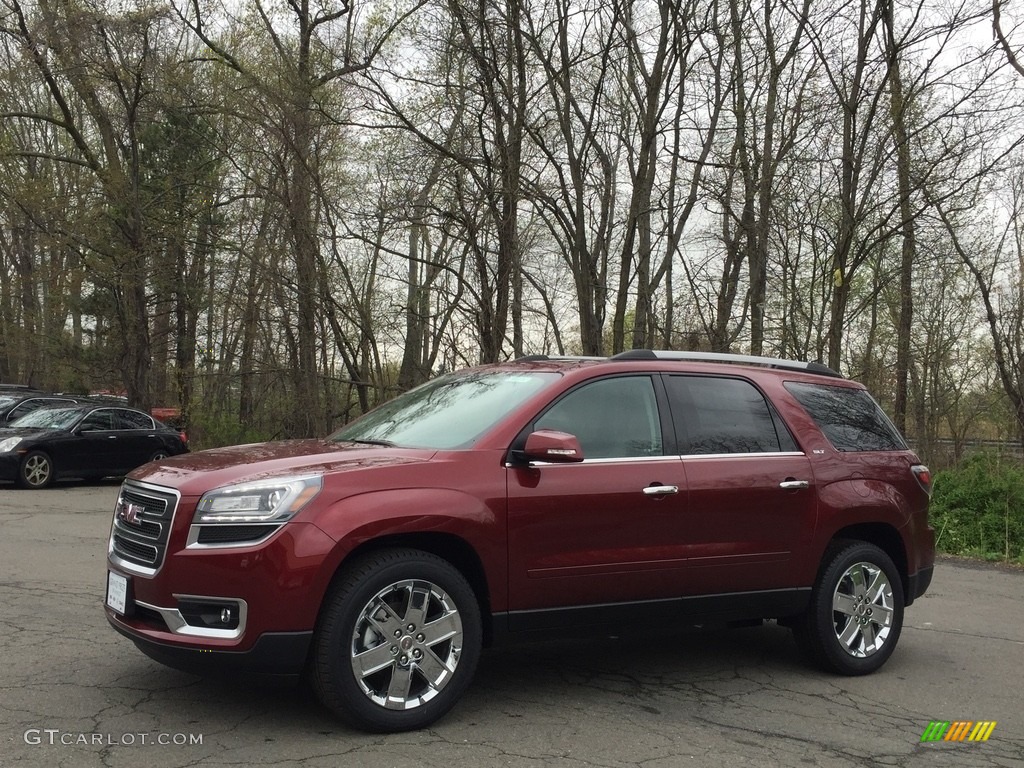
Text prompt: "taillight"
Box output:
[[179, 430, 189, 446], [911, 464, 932, 497]]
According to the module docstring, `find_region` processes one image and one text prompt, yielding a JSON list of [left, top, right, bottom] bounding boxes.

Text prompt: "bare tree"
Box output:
[[174, 0, 421, 434]]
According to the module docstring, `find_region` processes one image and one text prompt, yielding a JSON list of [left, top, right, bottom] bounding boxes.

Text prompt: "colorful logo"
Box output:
[[920, 721, 997, 743]]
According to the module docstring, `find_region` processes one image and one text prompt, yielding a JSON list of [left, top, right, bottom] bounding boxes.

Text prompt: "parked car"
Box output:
[[0, 404, 189, 488], [104, 351, 934, 732], [0, 390, 88, 425]]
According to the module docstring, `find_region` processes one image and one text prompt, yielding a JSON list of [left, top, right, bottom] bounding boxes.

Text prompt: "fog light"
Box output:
[[177, 598, 241, 630]]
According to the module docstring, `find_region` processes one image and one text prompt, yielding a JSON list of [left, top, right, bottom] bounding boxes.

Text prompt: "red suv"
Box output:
[[105, 351, 934, 732]]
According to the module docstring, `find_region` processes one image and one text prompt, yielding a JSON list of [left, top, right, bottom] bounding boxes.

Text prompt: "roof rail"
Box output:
[[514, 354, 607, 362], [610, 349, 843, 378]]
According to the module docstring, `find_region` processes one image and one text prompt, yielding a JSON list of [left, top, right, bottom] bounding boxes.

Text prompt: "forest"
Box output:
[[2, 0, 1024, 462]]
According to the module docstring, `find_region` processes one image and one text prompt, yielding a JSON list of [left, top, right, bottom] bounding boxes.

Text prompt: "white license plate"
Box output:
[[106, 571, 128, 614]]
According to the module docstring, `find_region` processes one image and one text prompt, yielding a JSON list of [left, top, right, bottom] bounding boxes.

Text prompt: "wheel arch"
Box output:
[[827, 523, 911, 605], [329, 533, 494, 646]]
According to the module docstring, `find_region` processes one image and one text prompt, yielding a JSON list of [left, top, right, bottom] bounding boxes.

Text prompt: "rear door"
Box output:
[[110, 408, 161, 472], [664, 375, 817, 594]]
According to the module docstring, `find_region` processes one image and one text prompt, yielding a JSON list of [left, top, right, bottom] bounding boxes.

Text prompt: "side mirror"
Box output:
[[521, 430, 585, 463]]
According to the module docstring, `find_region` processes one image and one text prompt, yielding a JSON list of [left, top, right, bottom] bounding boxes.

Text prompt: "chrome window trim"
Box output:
[[508, 452, 807, 468], [577, 455, 683, 465], [135, 596, 248, 640], [681, 451, 807, 461], [506, 455, 681, 468]]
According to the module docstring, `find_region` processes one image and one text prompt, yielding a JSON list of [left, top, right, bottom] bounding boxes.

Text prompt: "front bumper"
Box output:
[[106, 480, 339, 672], [107, 614, 312, 676], [0, 453, 21, 482]]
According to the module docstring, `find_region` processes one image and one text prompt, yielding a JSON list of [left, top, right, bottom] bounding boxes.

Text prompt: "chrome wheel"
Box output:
[[350, 579, 464, 710], [793, 541, 904, 675], [312, 548, 481, 731], [831, 561, 894, 658]]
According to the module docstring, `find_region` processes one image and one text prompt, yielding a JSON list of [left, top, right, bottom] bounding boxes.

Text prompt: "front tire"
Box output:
[[311, 548, 482, 732], [794, 541, 904, 675], [18, 451, 54, 489]]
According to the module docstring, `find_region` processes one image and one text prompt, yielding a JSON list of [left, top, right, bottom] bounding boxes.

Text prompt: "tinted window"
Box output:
[[81, 410, 116, 431], [785, 382, 906, 452], [535, 376, 662, 459], [116, 409, 154, 429], [667, 376, 786, 455]]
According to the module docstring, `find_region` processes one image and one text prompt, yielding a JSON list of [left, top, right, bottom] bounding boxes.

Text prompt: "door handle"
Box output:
[[779, 479, 809, 490], [643, 485, 679, 496]]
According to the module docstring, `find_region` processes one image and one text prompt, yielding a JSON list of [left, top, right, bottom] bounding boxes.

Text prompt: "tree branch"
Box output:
[[993, 0, 1024, 78]]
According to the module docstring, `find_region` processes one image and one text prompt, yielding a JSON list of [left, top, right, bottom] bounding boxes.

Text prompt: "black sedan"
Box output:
[[0, 390, 89, 425], [0, 404, 189, 488]]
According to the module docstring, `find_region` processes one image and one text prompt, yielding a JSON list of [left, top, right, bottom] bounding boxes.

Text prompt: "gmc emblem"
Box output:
[[119, 502, 145, 526]]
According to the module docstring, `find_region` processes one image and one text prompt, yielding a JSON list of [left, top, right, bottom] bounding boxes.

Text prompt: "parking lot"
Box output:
[[1, 482, 1021, 767]]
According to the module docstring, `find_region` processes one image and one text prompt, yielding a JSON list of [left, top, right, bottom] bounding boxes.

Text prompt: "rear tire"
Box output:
[[793, 541, 904, 675], [18, 451, 54, 489], [311, 548, 482, 732]]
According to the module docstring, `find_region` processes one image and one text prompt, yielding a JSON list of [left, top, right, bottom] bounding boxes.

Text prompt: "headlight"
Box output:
[[194, 475, 323, 524], [0, 436, 22, 453]]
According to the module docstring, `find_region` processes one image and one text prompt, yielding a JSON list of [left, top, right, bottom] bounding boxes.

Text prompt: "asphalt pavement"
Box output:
[[0, 482, 1021, 767]]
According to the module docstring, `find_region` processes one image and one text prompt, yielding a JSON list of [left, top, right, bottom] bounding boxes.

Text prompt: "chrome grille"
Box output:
[[109, 482, 178, 573], [112, 535, 158, 562]]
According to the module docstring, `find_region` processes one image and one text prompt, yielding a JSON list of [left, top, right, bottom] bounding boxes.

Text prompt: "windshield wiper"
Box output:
[[344, 438, 397, 447]]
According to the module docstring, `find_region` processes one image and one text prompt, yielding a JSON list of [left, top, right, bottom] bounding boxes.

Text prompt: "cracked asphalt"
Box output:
[[1, 483, 1021, 768]]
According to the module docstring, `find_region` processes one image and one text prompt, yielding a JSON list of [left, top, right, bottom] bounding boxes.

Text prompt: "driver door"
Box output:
[[66, 409, 119, 476], [506, 375, 689, 630]]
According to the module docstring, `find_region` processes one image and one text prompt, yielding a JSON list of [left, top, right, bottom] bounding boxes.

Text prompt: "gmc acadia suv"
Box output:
[[105, 351, 934, 732]]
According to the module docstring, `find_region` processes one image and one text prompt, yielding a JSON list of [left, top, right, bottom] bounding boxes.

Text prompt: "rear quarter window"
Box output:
[[785, 382, 906, 452]]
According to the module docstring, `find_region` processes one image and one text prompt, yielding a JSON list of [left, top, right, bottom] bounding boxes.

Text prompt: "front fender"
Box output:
[[304, 487, 508, 612]]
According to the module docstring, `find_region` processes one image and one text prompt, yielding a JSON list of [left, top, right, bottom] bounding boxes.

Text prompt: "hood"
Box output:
[[128, 438, 435, 496]]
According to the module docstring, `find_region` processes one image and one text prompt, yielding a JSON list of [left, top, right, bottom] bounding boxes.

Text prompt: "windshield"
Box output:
[[10, 407, 83, 430], [330, 371, 558, 449], [0, 395, 17, 409]]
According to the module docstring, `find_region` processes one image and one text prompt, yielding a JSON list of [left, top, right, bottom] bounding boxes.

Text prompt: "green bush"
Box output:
[[186, 410, 275, 451], [929, 453, 1024, 563]]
